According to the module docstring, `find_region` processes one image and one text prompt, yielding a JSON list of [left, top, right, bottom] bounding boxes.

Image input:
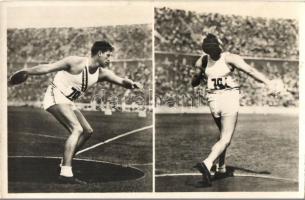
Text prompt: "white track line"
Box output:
[[19, 132, 66, 140], [155, 173, 297, 182], [76, 125, 153, 155], [131, 163, 153, 166], [233, 173, 298, 183], [155, 173, 202, 177], [8, 155, 145, 171]]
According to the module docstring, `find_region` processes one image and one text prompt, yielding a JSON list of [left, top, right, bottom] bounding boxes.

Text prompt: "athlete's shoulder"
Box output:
[[63, 56, 87, 73], [64, 56, 86, 65], [100, 68, 115, 76], [98, 68, 120, 82], [98, 68, 115, 80], [222, 52, 234, 58], [223, 52, 242, 63]]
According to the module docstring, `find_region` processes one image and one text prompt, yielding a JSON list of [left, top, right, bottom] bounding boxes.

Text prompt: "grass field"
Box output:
[[155, 113, 299, 192], [7, 106, 152, 193]]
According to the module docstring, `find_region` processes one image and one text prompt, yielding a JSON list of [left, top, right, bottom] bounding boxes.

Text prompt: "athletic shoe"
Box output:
[[193, 162, 212, 186], [58, 176, 87, 185], [213, 170, 233, 180]]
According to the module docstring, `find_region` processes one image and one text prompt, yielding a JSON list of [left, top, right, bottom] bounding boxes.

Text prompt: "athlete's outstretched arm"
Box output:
[[191, 55, 204, 87], [98, 69, 143, 89], [22, 57, 71, 75], [225, 53, 271, 85]]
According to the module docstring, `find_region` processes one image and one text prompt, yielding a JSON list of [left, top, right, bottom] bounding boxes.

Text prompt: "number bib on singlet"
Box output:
[[66, 87, 83, 101], [207, 76, 238, 91], [207, 77, 228, 90]]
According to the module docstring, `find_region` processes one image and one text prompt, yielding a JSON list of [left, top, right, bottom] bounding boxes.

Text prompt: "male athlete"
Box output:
[[9, 41, 143, 184], [192, 34, 283, 186]]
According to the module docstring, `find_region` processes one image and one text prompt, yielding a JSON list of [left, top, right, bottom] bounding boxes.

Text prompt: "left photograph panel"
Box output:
[[5, 2, 153, 194]]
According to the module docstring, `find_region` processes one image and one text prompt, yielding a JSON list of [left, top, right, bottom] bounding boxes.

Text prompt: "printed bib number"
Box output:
[[208, 77, 228, 90], [66, 87, 81, 101]]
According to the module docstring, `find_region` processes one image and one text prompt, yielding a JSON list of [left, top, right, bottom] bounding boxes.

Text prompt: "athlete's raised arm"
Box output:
[[23, 56, 73, 75], [98, 68, 143, 89], [225, 53, 271, 85]]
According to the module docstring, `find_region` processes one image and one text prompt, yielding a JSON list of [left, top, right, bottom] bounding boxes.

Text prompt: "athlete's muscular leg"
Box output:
[[211, 116, 226, 168], [73, 109, 94, 153], [47, 104, 83, 167], [204, 114, 238, 171]]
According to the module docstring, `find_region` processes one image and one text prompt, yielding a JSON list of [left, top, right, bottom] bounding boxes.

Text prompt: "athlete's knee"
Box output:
[[71, 124, 83, 135], [220, 137, 231, 147]]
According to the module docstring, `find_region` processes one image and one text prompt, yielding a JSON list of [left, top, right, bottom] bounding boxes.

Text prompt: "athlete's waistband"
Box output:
[[50, 82, 75, 101], [206, 87, 240, 94]]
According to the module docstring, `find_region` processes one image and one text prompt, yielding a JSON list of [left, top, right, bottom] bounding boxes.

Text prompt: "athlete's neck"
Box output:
[[208, 54, 220, 62], [87, 58, 100, 74], [208, 56, 217, 63]]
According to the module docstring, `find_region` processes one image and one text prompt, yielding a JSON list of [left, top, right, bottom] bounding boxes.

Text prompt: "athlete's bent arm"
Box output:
[[23, 57, 72, 75], [225, 53, 271, 85], [192, 55, 204, 87], [99, 69, 143, 89]]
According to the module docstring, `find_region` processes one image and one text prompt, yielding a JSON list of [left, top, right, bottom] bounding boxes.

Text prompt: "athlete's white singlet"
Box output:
[[43, 59, 99, 110], [205, 52, 239, 93], [52, 62, 99, 101], [204, 52, 240, 117]]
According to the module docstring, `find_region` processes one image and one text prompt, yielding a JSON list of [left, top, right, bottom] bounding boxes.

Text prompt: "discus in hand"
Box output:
[[8, 70, 29, 86], [268, 79, 285, 96]]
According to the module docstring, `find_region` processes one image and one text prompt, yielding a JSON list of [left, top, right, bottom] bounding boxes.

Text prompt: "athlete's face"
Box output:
[[203, 36, 223, 61], [98, 50, 112, 67], [208, 45, 222, 60]]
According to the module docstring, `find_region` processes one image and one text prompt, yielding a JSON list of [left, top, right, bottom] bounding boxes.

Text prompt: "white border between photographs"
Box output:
[[1, 0, 305, 199]]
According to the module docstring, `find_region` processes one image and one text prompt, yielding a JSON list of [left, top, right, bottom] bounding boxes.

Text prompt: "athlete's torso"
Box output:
[[52, 59, 99, 101], [204, 52, 239, 92]]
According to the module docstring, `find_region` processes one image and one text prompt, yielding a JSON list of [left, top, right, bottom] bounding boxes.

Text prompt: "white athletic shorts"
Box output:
[[206, 89, 239, 118], [43, 85, 76, 110]]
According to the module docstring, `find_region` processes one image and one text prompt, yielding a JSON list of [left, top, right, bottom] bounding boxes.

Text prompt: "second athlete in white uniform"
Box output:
[[11, 41, 142, 184], [192, 34, 282, 186]]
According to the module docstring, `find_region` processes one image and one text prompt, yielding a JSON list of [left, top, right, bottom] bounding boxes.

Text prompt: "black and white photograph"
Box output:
[[154, 1, 302, 195], [1, 0, 305, 199], [3, 1, 153, 196]]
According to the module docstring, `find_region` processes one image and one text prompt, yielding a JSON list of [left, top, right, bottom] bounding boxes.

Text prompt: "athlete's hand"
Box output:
[[267, 79, 285, 96], [132, 82, 143, 90], [194, 66, 204, 76], [8, 69, 29, 86]]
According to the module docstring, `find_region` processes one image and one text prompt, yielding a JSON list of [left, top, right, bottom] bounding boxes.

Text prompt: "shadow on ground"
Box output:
[[156, 165, 297, 192], [9, 157, 144, 184]]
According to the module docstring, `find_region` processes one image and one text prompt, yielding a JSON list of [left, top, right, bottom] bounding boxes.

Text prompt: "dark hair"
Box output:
[[202, 34, 222, 60], [91, 41, 114, 56]]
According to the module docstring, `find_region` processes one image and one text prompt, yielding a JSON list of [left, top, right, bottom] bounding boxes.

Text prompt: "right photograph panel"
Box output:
[[154, 2, 300, 192]]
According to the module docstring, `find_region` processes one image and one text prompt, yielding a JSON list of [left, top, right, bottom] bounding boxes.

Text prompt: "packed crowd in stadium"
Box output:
[[155, 7, 299, 107], [7, 25, 152, 109], [7, 8, 299, 108]]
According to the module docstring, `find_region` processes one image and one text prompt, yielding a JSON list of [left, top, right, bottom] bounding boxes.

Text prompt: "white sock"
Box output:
[[203, 160, 212, 172], [59, 158, 63, 167], [60, 166, 73, 177], [216, 164, 226, 173]]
